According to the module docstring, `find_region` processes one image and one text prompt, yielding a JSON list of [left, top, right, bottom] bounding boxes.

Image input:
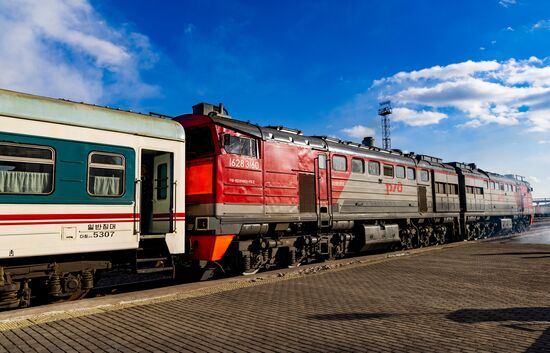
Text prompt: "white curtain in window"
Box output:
[[93, 176, 120, 195], [0, 170, 50, 193]]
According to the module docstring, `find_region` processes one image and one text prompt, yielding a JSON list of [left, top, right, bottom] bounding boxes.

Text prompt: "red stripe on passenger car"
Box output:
[[0, 213, 137, 221], [0, 220, 136, 226]]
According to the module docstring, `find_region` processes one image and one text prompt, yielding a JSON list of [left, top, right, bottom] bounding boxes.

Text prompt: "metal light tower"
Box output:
[[378, 101, 392, 150]]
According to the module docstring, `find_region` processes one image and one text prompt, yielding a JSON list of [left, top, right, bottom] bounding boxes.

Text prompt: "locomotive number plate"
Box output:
[[228, 158, 260, 170]]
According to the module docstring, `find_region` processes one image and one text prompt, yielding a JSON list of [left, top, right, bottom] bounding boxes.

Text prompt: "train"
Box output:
[[534, 199, 550, 218], [0, 88, 534, 309]]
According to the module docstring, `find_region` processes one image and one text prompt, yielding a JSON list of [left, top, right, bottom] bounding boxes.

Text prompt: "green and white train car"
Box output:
[[0, 89, 185, 308]]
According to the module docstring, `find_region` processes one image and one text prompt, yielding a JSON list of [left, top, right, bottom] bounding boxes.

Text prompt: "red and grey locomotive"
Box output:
[[176, 103, 533, 275]]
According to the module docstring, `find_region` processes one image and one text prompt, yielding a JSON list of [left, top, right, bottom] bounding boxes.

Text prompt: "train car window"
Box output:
[[491, 181, 496, 190], [351, 159, 364, 174], [88, 152, 125, 197], [318, 154, 326, 169], [436, 182, 445, 194], [420, 170, 429, 182], [484, 180, 489, 189], [368, 161, 380, 175], [223, 134, 257, 158], [187, 127, 214, 160], [499, 183, 505, 191], [383, 165, 394, 178], [0, 142, 54, 195], [332, 156, 347, 172], [157, 163, 168, 200], [450, 184, 458, 195], [396, 166, 405, 179], [407, 167, 415, 180]]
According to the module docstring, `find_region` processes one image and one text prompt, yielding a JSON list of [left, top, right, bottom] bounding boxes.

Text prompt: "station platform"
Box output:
[[0, 228, 549, 352]]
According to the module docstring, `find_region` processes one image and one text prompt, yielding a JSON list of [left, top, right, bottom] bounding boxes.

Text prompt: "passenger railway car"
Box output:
[[0, 89, 185, 309], [176, 104, 533, 275]]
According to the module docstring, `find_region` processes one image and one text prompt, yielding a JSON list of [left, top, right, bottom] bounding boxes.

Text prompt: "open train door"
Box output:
[[151, 152, 174, 234], [315, 153, 332, 228]]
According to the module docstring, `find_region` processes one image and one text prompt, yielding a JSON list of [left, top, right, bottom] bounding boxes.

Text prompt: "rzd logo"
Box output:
[[386, 182, 403, 194]]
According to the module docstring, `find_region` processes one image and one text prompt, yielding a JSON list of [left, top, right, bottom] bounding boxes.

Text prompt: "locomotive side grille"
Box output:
[[299, 173, 316, 213], [418, 186, 428, 213]]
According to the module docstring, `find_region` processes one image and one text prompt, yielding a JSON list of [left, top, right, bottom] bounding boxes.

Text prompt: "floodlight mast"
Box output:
[[378, 101, 392, 150]]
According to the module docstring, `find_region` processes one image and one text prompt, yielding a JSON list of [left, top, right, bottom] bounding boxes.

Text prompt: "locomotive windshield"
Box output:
[[186, 127, 215, 160], [223, 134, 257, 158]]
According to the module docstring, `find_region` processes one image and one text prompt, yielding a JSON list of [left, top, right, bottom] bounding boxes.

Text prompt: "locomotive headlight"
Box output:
[[196, 217, 209, 230]]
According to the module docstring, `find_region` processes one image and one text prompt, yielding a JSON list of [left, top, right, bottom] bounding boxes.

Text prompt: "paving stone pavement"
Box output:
[[0, 241, 549, 352]]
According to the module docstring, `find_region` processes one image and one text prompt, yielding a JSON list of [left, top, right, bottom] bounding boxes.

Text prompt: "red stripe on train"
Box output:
[[0, 213, 138, 221], [0, 219, 136, 226]]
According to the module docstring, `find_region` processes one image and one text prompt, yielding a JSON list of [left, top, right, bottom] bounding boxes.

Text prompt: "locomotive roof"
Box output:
[[177, 113, 421, 165], [179, 111, 528, 183], [0, 88, 185, 142]]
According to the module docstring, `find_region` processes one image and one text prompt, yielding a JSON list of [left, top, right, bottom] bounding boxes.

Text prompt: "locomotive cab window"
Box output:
[[332, 156, 347, 172], [0, 142, 54, 195], [383, 165, 394, 178], [223, 134, 257, 158], [368, 161, 380, 175], [88, 152, 125, 197], [351, 159, 364, 174]]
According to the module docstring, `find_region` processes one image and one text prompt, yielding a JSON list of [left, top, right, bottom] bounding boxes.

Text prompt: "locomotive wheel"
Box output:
[[419, 228, 430, 247], [242, 267, 261, 276]]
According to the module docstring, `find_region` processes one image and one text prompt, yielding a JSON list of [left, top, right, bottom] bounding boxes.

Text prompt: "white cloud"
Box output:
[[532, 19, 550, 31], [392, 107, 448, 126], [373, 57, 550, 131], [529, 176, 541, 183], [499, 0, 516, 7], [0, 0, 159, 103], [505, 26, 515, 31], [375, 60, 500, 85], [538, 140, 550, 144], [341, 125, 376, 139]]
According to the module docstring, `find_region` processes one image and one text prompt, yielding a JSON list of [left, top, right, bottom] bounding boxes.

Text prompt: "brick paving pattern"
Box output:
[[0, 241, 549, 352]]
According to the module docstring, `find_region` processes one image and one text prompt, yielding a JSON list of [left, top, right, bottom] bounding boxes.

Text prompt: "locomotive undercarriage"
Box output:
[[464, 216, 531, 241], [226, 217, 461, 275]]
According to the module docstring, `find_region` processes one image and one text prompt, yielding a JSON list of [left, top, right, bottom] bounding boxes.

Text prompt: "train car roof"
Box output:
[[449, 161, 531, 186], [0, 88, 185, 142]]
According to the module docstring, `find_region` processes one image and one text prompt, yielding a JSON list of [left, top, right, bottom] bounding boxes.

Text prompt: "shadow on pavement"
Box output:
[[447, 307, 550, 353], [474, 251, 550, 258], [308, 313, 391, 321]]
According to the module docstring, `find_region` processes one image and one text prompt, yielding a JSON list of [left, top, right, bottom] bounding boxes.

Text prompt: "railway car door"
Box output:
[[315, 153, 331, 227], [151, 152, 174, 234]]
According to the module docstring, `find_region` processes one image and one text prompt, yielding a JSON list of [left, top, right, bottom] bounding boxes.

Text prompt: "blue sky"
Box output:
[[0, 0, 549, 196]]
